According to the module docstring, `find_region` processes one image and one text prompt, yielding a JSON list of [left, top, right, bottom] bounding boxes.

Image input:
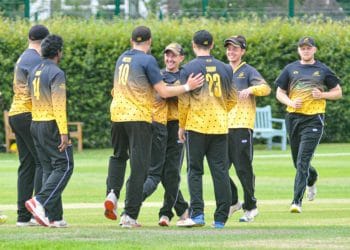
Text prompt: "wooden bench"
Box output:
[[253, 105, 287, 150], [3, 110, 83, 152]]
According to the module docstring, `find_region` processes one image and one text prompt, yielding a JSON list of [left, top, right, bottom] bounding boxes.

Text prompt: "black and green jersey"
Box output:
[[275, 60, 340, 115], [28, 59, 67, 134], [9, 49, 42, 116]]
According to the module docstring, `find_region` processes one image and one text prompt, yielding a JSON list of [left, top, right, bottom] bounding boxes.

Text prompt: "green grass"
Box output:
[[0, 143, 350, 249]]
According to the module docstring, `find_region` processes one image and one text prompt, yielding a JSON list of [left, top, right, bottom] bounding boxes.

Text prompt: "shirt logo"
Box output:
[[238, 72, 245, 78], [122, 57, 132, 63], [293, 71, 299, 75], [313, 71, 320, 76], [206, 66, 216, 73]]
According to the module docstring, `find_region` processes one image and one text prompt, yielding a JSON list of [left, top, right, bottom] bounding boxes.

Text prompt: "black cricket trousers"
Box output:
[[143, 121, 188, 220], [186, 131, 231, 223], [228, 128, 257, 211], [107, 121, 152, 220], [9, 112, 42, 222], [30, 121, 74, 222], [286, 113, 323, 205]]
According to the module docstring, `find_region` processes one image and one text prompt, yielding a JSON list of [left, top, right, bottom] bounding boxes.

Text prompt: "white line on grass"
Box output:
[[255, 152, 350, 158], [1, 199, 350, 210]]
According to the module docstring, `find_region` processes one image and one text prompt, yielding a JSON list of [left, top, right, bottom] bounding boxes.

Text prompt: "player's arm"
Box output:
[[312, 84, 342, 100], [240, 70, 271, 98], [51, 71, 69, 152], [153, 73, 204, 98], [276, 87, 302, 109]]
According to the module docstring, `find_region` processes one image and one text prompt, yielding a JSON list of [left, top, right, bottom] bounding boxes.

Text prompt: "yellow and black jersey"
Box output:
[[179, 56, 237, 134], [110, 49, 163, 123], [28, 59, 68, 134], [9, 49, 42, 116], [228, 62, 271, 129], [275, 60, 340, 115]]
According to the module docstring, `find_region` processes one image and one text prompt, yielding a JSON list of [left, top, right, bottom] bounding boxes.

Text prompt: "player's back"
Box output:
[[180, 56, 234, 134], [110, 49, 162, 123], [9, 49, 42, 116]]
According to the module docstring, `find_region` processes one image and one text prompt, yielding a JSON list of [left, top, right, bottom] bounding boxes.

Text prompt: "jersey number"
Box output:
[[33, 70, 42, 100], [206, 73, 222, 97], [118, 64, 130, 85]]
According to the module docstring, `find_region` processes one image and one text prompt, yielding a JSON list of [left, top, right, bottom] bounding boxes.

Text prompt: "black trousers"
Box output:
[[107, 121, 152, 220], [186, 131, 231, 223], [30, 121, 74, 222], [285, 113, 323, 205], [143, 121, 188, 220], [9, 112, 42, 222], [228, 128, 257, 211]]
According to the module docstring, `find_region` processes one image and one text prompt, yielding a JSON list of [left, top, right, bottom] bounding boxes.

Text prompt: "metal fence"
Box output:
[[1, 0, 350, 21]]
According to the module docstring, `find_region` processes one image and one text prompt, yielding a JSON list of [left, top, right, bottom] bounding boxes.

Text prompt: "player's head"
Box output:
[[297, 36, 317, 63], [131, 26, 152, 50], [28, 24, 49, 44], [163, 42, 185, 72], [224, 35, 246, 63], [192, 30, 213, 52], [41, 34, 63, 63]]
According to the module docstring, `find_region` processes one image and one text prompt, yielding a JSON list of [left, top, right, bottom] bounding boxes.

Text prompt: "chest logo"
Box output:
[[313, 71, 320, 76], [238, 72, 245, 78], [293, 71, 299, 75]]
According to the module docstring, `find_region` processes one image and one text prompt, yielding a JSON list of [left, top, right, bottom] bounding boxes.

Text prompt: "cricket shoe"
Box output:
[[25, 197, 49, 227], [49, 219, 68, 228], [307, 184, 317, 201], [177, 214, 205, 227], [158, 215, 170, 227], [16, 218, 40, 227], [290, 203, 302, 213], [239, 208, 259, 222], [121, 214, 141, 228], [211, 221, 225, 229], [104, 190, 117, 220], [229, 201, 242, 217]]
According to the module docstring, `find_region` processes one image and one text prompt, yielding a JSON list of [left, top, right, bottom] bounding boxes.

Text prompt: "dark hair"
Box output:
[[28, 24, 49, 41], [41, 34, 63, 59]]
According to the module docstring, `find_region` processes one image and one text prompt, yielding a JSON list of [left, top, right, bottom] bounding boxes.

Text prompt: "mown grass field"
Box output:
[[0, 143, 349, 249]]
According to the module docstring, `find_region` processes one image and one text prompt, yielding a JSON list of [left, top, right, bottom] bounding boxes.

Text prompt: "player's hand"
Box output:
[[312, 88, 323, 99], [238, 88, 252, 99], [186, 73, 204, 91], [290, 98, 302, 109], [58, 134, 69, 152], [178, 128, 186, 143]]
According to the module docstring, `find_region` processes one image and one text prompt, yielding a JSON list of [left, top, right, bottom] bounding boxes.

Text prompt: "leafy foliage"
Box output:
[[0, 17, 349, 148]]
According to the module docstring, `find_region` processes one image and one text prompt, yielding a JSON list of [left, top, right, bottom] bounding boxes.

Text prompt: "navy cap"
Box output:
[[131, 26, 151, 43], [224, 35, 247, 49], [193, 30, 213, 47], [298, 36, 316, 47]]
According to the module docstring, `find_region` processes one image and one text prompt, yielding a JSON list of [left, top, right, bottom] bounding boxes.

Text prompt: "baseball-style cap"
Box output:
[[224, 35, 247, 49], [28, 24, 49, 41], [131, 26, 151, 42], [298, 37, 316, 47], [163, 42, 184, 56], [193, 30, 213, 47]]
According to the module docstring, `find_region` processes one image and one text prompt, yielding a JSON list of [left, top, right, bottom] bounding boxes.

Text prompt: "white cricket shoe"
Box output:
[[158, 215, 170, 227], [307, 184, 317, 201], [239, 208, 259, 222], [121, 214, 141, 228], [49, 219, 68, 228], [25, 197, 49, 227], [104, 190, 117, 220], [290, 203, 302, 213], [229, 201, 242, 217], [16, 218, 40, 227]]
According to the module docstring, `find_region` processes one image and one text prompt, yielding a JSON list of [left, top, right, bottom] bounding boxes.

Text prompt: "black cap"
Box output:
[[224, 35, 247, 49], [163, 42, 184, 56], [28, 25, 49, 41], [193, 30, 213, 47], [298, 36, 316, 47], [131, 26, 151, 43]]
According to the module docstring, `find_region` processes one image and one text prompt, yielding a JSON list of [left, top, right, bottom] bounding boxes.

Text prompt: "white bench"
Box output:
[[253, 105, 287, 150]]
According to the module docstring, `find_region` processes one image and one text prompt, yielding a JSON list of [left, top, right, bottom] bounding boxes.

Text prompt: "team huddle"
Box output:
[[5, 24, 342, 228]]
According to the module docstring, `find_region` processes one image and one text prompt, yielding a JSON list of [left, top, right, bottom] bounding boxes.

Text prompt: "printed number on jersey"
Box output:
[[33, 70, 42, 100], [206, 73, 222, 97], [118, 63, 130, 85]]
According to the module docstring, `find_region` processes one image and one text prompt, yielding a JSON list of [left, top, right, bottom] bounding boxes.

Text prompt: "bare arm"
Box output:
[[153, 73, 204, 98], [312, 84, 342, 100], [276, 87, 302, 109]]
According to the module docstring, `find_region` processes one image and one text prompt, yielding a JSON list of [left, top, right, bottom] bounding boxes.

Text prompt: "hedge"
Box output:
[[0, 17, 349, 148]]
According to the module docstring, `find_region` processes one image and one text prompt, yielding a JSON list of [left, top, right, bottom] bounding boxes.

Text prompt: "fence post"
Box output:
[[115, 0, 120, 16], [202, 0, 208, 16], [24, 0, 30, 18], [289, 0, 294, 18]]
